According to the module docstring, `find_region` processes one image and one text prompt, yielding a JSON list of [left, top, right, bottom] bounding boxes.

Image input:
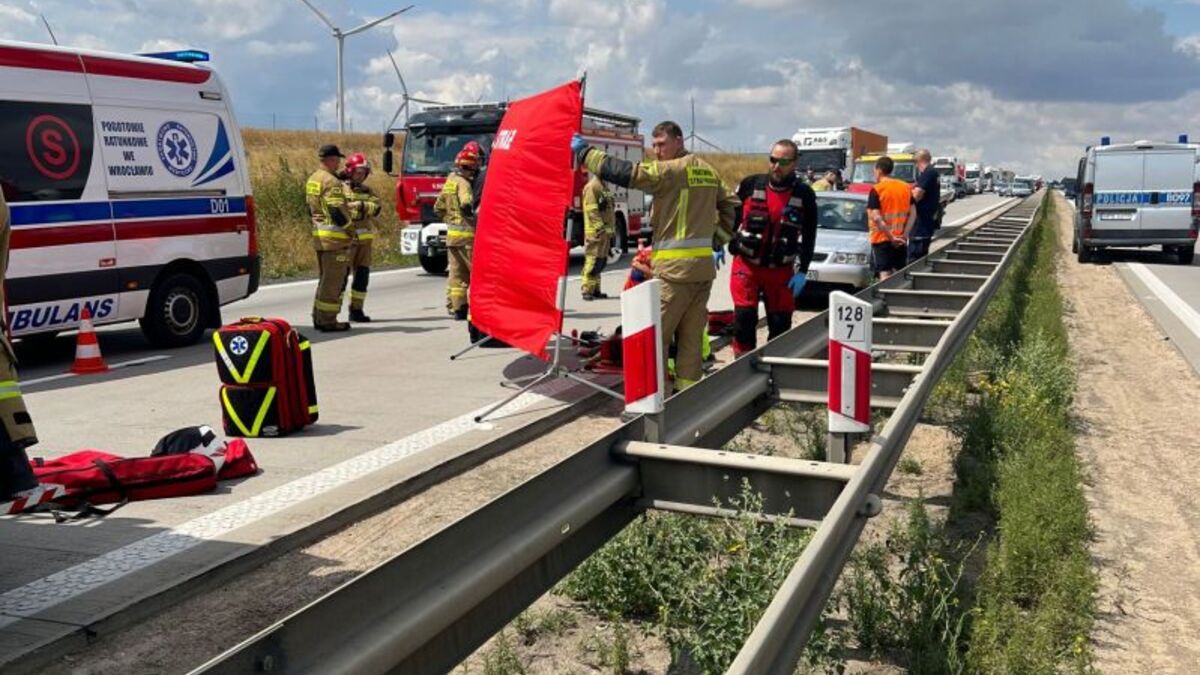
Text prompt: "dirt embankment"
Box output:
[[1053, 193, 1200, 672]]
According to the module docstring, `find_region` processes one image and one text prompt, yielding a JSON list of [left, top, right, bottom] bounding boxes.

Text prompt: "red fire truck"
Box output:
[[383, 103, 646, 274]]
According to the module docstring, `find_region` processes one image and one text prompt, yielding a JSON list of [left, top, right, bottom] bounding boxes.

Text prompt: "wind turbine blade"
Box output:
[[345, 4, 413, 36], [296, 0, 338, 31], [386, 100, 407, 131], [386, 49, 409, 98]]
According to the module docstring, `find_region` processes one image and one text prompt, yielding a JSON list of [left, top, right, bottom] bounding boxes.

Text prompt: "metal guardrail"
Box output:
[[195, 195, 1044, 675]]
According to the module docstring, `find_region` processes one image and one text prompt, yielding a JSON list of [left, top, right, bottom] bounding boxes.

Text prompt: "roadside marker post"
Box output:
[[622, 279, 665, 441], [827, 291, 872, 463]]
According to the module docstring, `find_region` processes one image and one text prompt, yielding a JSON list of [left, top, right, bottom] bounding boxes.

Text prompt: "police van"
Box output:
[[1074, 136, 1199, 265], [0, 40, 258, 347]]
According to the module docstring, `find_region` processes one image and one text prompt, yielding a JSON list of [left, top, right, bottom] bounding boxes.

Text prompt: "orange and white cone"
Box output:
[[70, 307, 109, 375]]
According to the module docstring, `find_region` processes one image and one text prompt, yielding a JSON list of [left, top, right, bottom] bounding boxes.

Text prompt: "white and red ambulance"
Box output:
[[0, 40, 258, 347]]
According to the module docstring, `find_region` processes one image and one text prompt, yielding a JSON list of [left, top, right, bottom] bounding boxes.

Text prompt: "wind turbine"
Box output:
[[296, 0, 415, 133], [382, 48, 445, 131], [687, 96, 723, 153]]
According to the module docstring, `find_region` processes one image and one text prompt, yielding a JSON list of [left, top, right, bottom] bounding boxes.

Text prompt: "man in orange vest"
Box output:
[[866, 156, 916, 280]]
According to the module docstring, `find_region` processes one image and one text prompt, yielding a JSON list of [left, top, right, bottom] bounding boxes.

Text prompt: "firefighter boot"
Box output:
[[732, 307, 759, 356], [0, 429, 37, 501], [349, 309, 372, 323]]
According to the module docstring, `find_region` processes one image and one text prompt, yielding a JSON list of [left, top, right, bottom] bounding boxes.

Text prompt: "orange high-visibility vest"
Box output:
[[870, 177, 912, 245]]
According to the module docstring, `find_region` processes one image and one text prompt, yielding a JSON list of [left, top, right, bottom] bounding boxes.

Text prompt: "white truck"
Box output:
[[1073, 138, 1199, 264], [790, 127, 887, 178], [965, 162, 982, 194]]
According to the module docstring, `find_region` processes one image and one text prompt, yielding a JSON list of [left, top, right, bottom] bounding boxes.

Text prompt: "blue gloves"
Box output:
[[713, 248, 726, 270], [570, 133, 589, 164], [788, 272, 808, 296]]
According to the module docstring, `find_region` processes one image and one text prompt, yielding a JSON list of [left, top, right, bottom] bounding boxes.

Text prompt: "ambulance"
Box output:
[[0, 41, 258, 347]]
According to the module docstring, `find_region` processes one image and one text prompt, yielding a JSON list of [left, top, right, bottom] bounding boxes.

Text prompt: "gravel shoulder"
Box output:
[[1053, 193, 1200, 672]]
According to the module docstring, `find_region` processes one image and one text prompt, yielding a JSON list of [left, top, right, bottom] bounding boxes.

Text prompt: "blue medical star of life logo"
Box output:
[[229, 335, 250, 356], [157, 121, 198, 177]]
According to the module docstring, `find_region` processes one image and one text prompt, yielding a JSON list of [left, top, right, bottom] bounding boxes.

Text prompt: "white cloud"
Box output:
[[246, 40, 318, 57], [139, 39, 189, 53], [189, 0, 284, 40], [0, 5, 36, 24]]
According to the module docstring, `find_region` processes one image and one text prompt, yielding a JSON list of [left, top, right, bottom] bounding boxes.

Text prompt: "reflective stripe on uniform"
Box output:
[[350, 290, 367, 301], [305, 181, 322, 196], [314, 299, 341, 313], [356, 232, 376, 240], [0, 379, 21, 401], [313, 224, 350, 239], [675, 188, 690, 240]]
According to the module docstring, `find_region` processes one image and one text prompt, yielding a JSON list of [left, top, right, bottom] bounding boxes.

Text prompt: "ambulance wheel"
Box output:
[[1177, 246, 1195, 266], [418, 251, 448, 274], [141, 273, 209, 348]]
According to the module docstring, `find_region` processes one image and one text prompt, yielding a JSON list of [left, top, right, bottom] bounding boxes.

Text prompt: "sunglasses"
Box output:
[[768, 156, 795, 166]]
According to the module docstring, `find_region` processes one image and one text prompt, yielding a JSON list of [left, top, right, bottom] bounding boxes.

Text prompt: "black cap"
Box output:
[[318, 144, 344, 159]]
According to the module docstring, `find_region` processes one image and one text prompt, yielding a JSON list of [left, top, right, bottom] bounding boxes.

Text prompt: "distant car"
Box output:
[[939, 175, 957, 202], [951, 177, 967, 199], [1010, 179, 1033, 197], [801, 192, 873, 292], [997, 181, 1012, 197]]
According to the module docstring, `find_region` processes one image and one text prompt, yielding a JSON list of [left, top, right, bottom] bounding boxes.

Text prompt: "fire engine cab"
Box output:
[[385, 104, 645, 274]]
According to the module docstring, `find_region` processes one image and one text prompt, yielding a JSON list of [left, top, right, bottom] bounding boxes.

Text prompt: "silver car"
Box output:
[[802, 192, 872, 291], [1010, 179, 1033, 197]]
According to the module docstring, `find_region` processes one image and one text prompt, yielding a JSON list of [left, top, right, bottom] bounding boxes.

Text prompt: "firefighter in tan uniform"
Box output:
[[580, 174, 616, 300], [306, 144, 354, 332], [343, 152, 381, 323], [574, 121, 739, 390], [434, 141, 481, 320], [0, 191, 40, 501]]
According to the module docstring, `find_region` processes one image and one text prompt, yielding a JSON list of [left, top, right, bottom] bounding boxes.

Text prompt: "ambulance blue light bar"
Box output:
[[1100, 136, 1111, 146], [139, 49, 211, 63], [1180, 134, 1189, 144]]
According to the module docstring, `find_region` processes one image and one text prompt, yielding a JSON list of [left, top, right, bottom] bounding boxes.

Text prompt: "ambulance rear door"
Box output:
[[0, 43, 119, 336], [84, 56, 250, 323]]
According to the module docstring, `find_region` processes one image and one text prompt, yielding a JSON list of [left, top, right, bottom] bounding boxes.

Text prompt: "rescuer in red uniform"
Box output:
[[728, 139, 818, 356]]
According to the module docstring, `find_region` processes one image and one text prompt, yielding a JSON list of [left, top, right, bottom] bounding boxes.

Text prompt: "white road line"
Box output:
[[0, 376, 580, 627], [23, 355, 173, 388], [1126, 263, 1200, 340]]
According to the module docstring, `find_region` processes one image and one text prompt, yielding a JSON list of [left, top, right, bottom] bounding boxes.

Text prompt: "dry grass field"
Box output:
[[242, 128, 759, 280]]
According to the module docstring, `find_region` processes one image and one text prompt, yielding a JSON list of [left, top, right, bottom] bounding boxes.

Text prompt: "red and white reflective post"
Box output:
[[622, 279, 666, 439], [827, 291, 872, 463]]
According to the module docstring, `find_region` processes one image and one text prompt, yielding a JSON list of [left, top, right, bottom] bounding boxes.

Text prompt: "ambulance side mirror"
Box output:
[[383, 149, 394, 176], [383, 132, 395, 149]]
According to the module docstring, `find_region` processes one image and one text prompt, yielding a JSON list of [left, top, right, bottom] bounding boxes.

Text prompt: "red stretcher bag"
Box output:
[[21, 438, 258, 520]]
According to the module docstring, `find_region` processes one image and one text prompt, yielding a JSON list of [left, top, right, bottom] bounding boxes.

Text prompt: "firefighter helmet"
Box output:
[[455, 141, 482, 169], [345, 152, 371, 176]]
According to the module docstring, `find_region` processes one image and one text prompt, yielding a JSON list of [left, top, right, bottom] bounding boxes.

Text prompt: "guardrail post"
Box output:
[[622, 279, 666, 441], [827, 291, 872, 463]]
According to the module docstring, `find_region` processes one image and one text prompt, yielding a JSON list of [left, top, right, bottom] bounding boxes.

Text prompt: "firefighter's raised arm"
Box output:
[[573, 135, 679, 196]]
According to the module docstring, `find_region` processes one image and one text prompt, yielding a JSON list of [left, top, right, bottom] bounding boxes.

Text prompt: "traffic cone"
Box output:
[[70, 306, 109, 375]]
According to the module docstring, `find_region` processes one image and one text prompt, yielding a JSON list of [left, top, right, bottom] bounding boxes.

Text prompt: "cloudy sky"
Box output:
[[4, 0, 1200, 178]]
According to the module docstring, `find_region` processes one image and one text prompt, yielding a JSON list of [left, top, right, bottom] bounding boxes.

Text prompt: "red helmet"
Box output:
[[345, 152, 370, 176], [455, 141, 482, 169]]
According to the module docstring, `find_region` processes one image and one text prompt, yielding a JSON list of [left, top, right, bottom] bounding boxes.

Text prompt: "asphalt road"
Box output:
[[0, 192, 1007, 668]]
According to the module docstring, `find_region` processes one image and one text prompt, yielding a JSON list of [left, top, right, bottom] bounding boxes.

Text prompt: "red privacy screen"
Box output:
[[469, 80, 581, 360]]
